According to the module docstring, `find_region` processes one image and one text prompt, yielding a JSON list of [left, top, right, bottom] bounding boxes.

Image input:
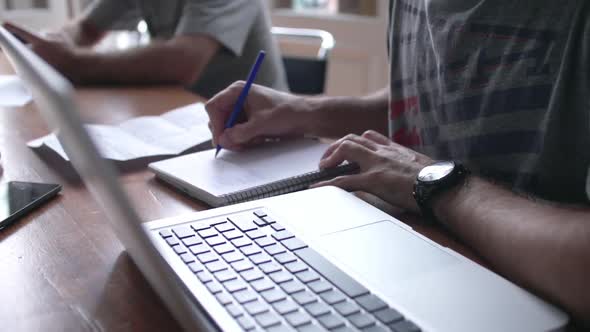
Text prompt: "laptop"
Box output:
[[0, 26, 568, 332]]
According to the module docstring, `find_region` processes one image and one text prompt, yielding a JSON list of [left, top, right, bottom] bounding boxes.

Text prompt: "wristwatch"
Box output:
[[413, 161, 469, 222]]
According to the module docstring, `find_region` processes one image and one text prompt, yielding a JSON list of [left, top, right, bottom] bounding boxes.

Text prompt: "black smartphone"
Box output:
[[0, 181, 62, 230]]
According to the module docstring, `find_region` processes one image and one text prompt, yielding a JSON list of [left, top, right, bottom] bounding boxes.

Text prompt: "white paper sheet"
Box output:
[[28, 102, 212, 162], [0, 75, 32, 107]]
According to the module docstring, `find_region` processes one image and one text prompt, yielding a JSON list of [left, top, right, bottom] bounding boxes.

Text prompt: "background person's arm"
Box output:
[[3, 23, 220, 85]]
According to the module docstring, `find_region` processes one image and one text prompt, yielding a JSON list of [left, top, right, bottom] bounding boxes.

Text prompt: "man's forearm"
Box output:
[[304, 87, 389, 138], [433, 176, 590, 323], [66, 35, 218, 86]]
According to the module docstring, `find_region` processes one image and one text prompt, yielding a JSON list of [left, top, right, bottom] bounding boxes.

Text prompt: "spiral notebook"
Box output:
[[148, 139, 359, 207]]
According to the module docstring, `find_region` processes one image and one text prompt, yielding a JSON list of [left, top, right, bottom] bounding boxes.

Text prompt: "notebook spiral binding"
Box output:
[[220, 162, 360, 206]]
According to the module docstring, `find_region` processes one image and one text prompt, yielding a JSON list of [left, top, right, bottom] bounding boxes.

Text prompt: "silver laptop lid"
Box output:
[[0, 26, 214, 331]]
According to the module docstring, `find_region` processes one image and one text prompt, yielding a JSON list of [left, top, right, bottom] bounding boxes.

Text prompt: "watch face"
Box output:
[[418, 161, 455, 183]]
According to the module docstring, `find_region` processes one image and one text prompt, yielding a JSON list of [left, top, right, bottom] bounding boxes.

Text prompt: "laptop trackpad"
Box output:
[[318, 220, 459, 288]]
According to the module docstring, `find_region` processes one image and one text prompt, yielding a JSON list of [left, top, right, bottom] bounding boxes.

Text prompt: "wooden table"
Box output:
[[0, 55, 483, 331]]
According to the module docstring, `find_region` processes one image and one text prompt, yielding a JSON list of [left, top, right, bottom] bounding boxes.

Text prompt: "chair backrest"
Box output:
[[271, 27, 335, 95]]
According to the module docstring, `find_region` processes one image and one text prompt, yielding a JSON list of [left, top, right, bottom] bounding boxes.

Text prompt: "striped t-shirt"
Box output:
[[388, 0, 590, 203]]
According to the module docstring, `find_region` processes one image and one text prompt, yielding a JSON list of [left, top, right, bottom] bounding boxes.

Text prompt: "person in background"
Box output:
[[206, 0, 590, 326], [3, 0, 288, 98]]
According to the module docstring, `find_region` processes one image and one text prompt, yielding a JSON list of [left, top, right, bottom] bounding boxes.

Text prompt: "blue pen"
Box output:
[[215, 50, 266, 157]]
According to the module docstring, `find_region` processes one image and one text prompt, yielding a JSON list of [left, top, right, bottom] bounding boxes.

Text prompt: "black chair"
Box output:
[[271, 27, 335, 95]]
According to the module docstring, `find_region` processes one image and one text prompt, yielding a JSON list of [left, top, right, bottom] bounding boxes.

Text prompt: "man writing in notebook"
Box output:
[[206, 0, 590, 325], [3, 0, 288, 98]]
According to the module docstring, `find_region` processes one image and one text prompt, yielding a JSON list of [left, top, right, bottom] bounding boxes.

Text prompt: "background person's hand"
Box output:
[[3, 23, 77, 81], [205, 82, 314, 150], [312, 130, 434, 213]]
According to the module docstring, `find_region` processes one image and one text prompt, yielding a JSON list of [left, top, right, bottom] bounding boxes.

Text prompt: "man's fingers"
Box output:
[[319, 140, 374, 170], [205, 81, 245, 143], [223, 115, 269, 146], [361, 130, 391, 145], [321, 134, 379, 160], [4, 23, 44, 44]]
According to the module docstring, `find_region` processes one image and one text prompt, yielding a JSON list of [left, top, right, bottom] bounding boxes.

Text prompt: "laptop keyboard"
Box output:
[[158, 209, 421, 332]]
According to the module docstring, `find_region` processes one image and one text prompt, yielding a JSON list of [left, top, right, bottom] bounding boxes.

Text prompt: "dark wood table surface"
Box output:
[[0, 54, 488, 331]]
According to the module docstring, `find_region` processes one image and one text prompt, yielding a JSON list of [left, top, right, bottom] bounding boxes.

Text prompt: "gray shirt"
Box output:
[[85, 0, 288, 98], [388, 0, 590, 203]]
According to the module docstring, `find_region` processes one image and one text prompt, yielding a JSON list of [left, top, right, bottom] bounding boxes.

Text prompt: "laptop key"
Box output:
[[232, 259, 254, 272], [222, 251, 243, 263], [254, 311, 282, 328], [254, 218, 267, 227], [179, 252, 195, 264], [241, 244, 262, 256], [196, 271, 213, 283], [215, 291, 233, 306], [166, 237, 180, 246], [373, 307, 403, 324], [348, 312, 376, 329], [272, 230, 295, 241], [237, 315, 257, 331], [205, 235, 226, 247], [271, 222, 285, 231], [182, 236, 202, 247], [282, 238, 307, 251], [334, 301, 361, 317], [295, 269, 320, 283], [159, 229, 173, 238], [272, 299, 299, 315], [197, 228, 217, 238], [294, 247, 369, 298], [259, 261, 282, 274], [275, 252, 297, 264], [363, 325, 388, 332], [285, 310, 312, 328], [206, 281, 223, 294], [223, 279, 248, 293], [319, 289, 346, 305], [285, 260, 308, 274], [269, 270, 293, 284], [265, 243, 287, 256], [197, 252, 218, 264], [304, 301, 331, 317], [172, 225, 195, 239], [317, 313, 346, 330], [215, 222, 235, 233], [224, 229, 244, 240], [307, 279, 332, 294], [187, 261, 204, 274], [355, 294, 388, 313], [292, 290, 318, 306], [280, 279, 305, 294], [250, 277, 275, 292], [233, 288, 258, 304], [191, 221, 212, 231], [213, 243, 234, 255], [389, 319, 421, 332], [250, 252, 272, 265], [241, 268, 265, 282], [260, 288, 287, 303], [253, 209, 267, 218], [189, 243, 209, 255], [246, 229, 266, 239], [255, 236, 275, 247], [213, 269, 237, 283], [244, 300, 270, 316], [226, 303, 244, 317], [229, 215, 258, 232]]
